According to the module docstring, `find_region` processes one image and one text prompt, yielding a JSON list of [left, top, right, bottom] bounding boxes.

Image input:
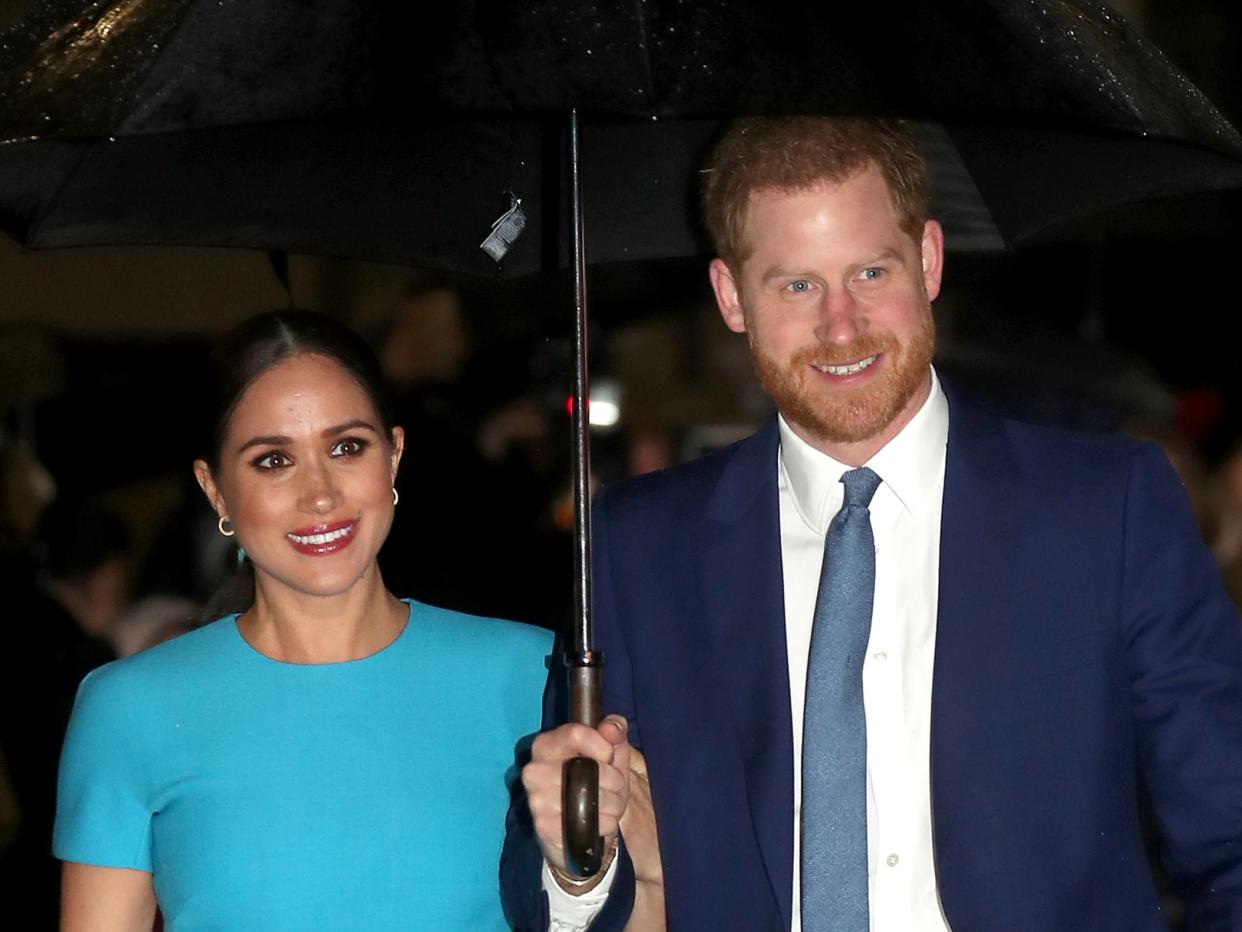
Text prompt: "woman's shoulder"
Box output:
[[78, 616, 240, 699], [62, 618, 240, 756], [396, 600, 550, 739], [402, 598, 553, 658]]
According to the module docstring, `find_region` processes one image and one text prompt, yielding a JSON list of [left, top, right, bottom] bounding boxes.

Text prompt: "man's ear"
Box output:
[[709, 259, 748, 334], [193, 460, 226, 520], [920, 219, 945, 302]]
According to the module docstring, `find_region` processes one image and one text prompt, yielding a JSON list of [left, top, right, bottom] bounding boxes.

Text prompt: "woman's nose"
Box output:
[[299, 463, 342, 513]]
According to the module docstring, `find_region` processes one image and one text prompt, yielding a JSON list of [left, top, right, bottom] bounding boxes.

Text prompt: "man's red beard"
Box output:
[[748, 310, 935, 446]]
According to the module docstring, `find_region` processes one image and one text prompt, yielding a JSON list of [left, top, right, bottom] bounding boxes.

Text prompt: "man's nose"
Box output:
[[814, 288, 863, 346]]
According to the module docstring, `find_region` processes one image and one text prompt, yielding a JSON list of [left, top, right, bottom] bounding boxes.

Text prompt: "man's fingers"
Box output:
[[597, 714, 629, 747], [525, 761, 627, 814], [529, 764, 615, 805], [531, 722, 617, 766], [525, 760, 627, 805], [527, 717, 632, 771]]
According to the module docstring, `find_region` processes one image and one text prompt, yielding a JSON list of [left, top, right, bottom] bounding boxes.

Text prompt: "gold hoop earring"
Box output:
[[218, 516, 235, 537], [392, 487, 399, 506]]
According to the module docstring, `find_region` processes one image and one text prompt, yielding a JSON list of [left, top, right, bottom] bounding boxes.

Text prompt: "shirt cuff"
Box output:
[[542, 855, 618, 931]]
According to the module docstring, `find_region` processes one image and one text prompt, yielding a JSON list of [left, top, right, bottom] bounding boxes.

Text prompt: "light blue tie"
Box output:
[[801, 466, 882, 932]]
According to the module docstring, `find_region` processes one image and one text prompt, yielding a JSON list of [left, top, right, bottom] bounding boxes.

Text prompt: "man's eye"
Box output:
[[859, 267, 884, 282], [253, 451, 291, 469], [785, 279, 813, 294], [331, 438, 369, 458]]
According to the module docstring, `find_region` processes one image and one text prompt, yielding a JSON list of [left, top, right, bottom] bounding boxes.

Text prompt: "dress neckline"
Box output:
[[228, 598, 414, 668]]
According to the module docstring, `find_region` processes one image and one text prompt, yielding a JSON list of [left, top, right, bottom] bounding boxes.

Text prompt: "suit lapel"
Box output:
[[931, 391, 1025, 920], [695, 420, 794, 929]]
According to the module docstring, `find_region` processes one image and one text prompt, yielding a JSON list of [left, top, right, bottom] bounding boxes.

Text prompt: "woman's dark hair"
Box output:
[[200, 310, 396, 620], [204, 310, 396, 469]]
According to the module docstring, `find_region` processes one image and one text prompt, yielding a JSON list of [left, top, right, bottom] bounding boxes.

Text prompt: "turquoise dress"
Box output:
[[55, 599, 552, 930]]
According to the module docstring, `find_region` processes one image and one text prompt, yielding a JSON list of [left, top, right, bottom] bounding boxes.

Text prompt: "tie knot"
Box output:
[[840, 466, 881, 508]]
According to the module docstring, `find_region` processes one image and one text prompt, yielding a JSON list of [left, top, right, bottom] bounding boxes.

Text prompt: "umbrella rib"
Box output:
[[627, 0, 658, 109], [109, 1, 207, 135], [20, 141, 93, 247]]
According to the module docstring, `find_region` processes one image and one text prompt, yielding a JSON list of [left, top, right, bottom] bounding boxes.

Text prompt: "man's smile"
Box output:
[[811, 354, 880, 377]]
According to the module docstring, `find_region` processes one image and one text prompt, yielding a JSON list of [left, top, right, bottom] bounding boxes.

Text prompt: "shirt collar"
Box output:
[[778, 367, 949, 533]]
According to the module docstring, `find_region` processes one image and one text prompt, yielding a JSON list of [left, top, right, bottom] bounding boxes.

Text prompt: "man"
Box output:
[[501, 117, 1242, 931]]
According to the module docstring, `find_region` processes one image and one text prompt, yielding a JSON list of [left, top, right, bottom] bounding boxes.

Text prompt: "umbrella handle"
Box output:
[[561, 657, 604, 877], [562, 757, 602, 876]]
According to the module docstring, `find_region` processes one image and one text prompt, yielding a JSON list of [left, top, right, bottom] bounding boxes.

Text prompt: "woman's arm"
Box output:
[[61, 862, 157, 932]]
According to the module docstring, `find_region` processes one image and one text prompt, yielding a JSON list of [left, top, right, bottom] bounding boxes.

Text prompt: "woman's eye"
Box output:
[[253, 451, 291, 470], [330, 438, 369, 458]]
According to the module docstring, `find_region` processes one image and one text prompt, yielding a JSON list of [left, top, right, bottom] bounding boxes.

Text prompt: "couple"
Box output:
[[54, 115, 1242, 931]]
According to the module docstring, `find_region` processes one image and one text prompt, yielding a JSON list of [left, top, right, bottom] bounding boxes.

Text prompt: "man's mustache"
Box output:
[[786, 335, 894, 368]]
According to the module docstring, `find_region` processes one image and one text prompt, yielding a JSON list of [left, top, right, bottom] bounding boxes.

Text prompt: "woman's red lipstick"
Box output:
[[285, 519, 358, 556]]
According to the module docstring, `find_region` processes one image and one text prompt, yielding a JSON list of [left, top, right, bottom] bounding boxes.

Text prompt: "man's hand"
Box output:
[[522, 714, 631, 893]]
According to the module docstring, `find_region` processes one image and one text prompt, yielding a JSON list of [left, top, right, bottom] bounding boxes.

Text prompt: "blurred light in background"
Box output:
[[564, 377, 623, 430]]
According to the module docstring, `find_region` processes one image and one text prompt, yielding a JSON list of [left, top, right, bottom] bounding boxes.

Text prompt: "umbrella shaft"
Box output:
[[570, 109, 593, 656], [567, 655, 603, 726]]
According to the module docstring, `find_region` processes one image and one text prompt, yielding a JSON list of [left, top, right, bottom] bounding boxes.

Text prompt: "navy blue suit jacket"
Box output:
[[502, 391, 1242, 930]]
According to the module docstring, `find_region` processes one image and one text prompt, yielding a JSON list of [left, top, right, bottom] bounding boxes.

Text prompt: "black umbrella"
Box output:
[[3, 0, 1242, 876], [3, 1, 1242, 261]]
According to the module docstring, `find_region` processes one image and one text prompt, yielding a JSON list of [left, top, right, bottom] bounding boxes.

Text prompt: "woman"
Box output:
[[54, 311, 552, 930]]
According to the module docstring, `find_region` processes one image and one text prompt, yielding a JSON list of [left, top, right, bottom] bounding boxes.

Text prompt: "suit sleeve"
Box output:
[[1122, 444, 1242, 931], [499, 487, 637, 930]]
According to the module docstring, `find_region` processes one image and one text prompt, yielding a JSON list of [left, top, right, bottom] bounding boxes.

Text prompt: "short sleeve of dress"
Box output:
[[54, 664, 154, 871]]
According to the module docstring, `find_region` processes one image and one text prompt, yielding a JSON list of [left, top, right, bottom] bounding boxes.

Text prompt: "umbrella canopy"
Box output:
[[1, 0, 1241, 270]]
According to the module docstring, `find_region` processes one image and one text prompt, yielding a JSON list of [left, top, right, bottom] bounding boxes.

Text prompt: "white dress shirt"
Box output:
[[547, 369, 951, 931], [781, 369, 950, 931]]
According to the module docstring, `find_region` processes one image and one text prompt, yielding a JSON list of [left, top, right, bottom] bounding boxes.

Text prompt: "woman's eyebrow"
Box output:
[[235, 420, 377, 454], [322, 419, 378, 437], [236, 434, 291, 454]]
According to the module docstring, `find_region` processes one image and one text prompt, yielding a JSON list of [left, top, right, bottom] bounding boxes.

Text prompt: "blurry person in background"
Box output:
[[0, 437, 57, 556], [0, 498, 129, 929], [109, 594, 200, 658], [1184, 399, 1242, 610], [1208, 438, 1242, 607], [378, 280, 568, 628], [377, 280, 486, 610], [0, 324, 62, 561], [54, 310, 551, 930], [379, 279, 473, 398], [32, 500, 132, 649]]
